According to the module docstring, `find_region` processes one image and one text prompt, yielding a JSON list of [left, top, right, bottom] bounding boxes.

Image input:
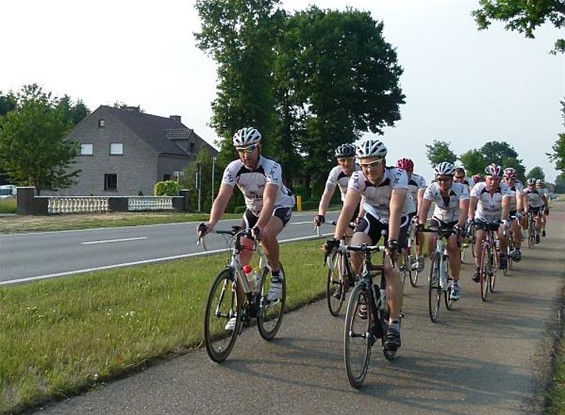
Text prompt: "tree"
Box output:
[[554, 172, 565, 193], [472, 0, 565, 53], [425, 140, 457, 168], [280, 7, 405, 183], [547, 101, 565, 174], [477, 141, 526, 179], [0, 91, 16, 116], [526, 166, 545, 181], [458, 149, 486, 176], [0, 84, 81, 195]]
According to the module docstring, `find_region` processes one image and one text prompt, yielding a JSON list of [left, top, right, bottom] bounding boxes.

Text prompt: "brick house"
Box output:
[[46, 105, 217, 196]]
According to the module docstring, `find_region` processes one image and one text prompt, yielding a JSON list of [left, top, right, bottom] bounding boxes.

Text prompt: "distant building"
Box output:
[[44, 105, 217, 196]]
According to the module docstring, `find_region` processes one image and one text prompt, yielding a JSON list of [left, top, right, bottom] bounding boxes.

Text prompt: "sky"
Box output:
[[2, 0, 564, 182]]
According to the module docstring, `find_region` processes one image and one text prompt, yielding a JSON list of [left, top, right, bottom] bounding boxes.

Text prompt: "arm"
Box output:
[[416, 188, 425, 216], [458, 198, 470, 227], [388, 188, 407, 241], [256, 182, 278, 229], [317, 183, 336, 217], [205, 183, 234, 232], [418, 197, 432, 226], [334, 189, 361, 239], [501, 196, 510, 221], [468, 196, 478, 221]]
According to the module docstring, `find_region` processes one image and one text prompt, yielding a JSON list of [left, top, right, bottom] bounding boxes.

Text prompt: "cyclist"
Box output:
[[454, 167, 475, 189], [332, 138, 408, 352], [417, 162, 469, 300], [396, 158, 427, 272], [468, 163, 511, 282], [198, 127, 295, 310], [536, 179, 550, 237], [472, 174, 482, 185], [503, 168, 524, 261], [522, 178, 548, 244], [314, 143, 361, 229]]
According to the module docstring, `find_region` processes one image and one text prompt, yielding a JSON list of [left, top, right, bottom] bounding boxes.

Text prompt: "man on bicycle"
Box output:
[[503, 168, 524, 261], [536, 179, 550, 237], [396, 158, 427, 272], [468, 163, 511, 282], [333, 138, 408, 352], [453, 166, 475, 189], [417, 162, 469, 300], [522, 178, 548, 244], [198, 127, 295, 304], [314, 143, 361, 229]]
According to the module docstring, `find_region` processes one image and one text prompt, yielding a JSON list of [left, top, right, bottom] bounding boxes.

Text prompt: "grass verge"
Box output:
[[0, 239, 328, 414]]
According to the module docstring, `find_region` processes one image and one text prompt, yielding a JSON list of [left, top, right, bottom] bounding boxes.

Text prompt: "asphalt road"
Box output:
[[33, 206, 565, 415], [0, 212, 338, 284]]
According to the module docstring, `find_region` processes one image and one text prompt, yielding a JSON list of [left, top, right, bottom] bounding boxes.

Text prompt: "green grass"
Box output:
[[0, 239, 327, 414], [0, 198, 17, 214]]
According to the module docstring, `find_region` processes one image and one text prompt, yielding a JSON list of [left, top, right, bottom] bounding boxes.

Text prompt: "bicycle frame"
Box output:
[[478, 224, 499, 301]]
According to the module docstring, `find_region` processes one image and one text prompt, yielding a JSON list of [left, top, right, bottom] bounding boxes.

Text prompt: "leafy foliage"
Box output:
[[459, 149, 486, 176], [0, 84, 87, 195], [472, 0, 565, 53], [425, 140, 457, 168], [526, 166, 545, 180], [547, 101, 565, 174], [153, 180, 180, 196]]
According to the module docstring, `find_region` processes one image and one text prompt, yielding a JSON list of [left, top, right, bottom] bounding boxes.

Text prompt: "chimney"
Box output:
[[170, 115, 181, 123]]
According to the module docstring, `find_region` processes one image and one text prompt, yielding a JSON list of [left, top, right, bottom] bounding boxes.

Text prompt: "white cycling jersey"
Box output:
[[348, 166, 409, 223], [221, 155, 295, 216], [522, 188, 545, 209], [423, 181, 469, 223], [506, 180, 524, 211], [405, 172, 427, 215], [325, 163, 361, 202], [471, 182, 511, 222]]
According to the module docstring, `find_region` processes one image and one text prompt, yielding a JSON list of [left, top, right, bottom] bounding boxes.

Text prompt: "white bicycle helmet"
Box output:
[[335, 143, 356, 158], [356, 139, 387, 158], [434, 162, 456, 176], [527, 178, 536, 185], [484, 163, 503, 177], [233, 127, 262, 147], [503, 167, 516, 178]]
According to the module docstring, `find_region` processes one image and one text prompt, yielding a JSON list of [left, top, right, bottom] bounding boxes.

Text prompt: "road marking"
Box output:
[[0, 234, 331, 286], [82, 237, 147, 245]]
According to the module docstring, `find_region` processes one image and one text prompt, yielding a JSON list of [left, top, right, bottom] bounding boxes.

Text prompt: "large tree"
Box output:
[[425, 140, 457, 168], [547, 101, 565, 174], [526, 166, 545, 181], [0, 84, 81, 195], [458, 149, 486, 176], [472, 0, 565, 53]]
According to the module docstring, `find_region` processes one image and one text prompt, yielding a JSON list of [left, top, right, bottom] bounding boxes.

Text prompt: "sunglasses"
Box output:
[[236, 144, 258, 153], [360, 159, 384, 169], [436, 176, 452, 182], [337, 157, 354, 163], [454, 176, 465, 180]]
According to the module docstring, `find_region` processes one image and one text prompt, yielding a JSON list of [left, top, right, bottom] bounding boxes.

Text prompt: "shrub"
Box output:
[[154, 181, 179, 196]]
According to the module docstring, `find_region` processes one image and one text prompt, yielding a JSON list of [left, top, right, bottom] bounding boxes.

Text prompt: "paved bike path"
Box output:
[[35, 207, 565, 415]]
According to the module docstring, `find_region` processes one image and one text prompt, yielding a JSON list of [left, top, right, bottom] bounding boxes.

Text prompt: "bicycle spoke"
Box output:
[[257, 265, 286, 341], [327, 252, 345, 316], [344, 284, 372, 388], [428, 255, 441, 322]]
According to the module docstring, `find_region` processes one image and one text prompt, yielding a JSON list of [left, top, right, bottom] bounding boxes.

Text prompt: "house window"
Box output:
[[80, 143, 93, 155], [98, 119, 105, 128], [110, 143, 123, 155], [189, 142, 195, 153], [104, 174, 117, 190]]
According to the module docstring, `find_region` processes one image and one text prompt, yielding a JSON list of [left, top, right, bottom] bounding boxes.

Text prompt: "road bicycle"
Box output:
[[476, 222, 500, 302], [526, 211, 539, 249], [504, 216, 519, 274], [342, 241, 398, 388], [403, 218, 418, 287], [198, 225, 286, 362], [423, 227, 457, 323]]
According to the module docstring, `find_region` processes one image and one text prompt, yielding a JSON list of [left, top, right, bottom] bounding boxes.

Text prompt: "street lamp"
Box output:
[[196, 162, 202, 213], [211, 156, 217, 201]]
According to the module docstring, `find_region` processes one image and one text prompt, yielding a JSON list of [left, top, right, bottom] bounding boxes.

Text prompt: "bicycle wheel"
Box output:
[[444, 261, 453, 310], [506, 242, 513, 273], [204, 268, 242, 362], [479, 246, 489, 302], [326, 252, 345, 316], [343, 284, 372, 389], [428, 254, 441, 323], [489, 251, 497, 293], [400, 251, 411, 288], [257, 264, 286, 341], [408, 245, 419, 287]]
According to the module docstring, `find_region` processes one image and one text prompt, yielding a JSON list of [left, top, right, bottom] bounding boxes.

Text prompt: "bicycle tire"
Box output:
[[401, 251, 411, 288], [506, 243, 513, 273], [408, 245, 419, 287], [489, 251, 497, 293], [204, 268, 242, 362], [444, 261, 453, 310], [326, 251, 345, 316], [480, 246, 489, 302], [428, 254, 441, 323], [257, 264, 286, 341], [343, 284, 372, 388]]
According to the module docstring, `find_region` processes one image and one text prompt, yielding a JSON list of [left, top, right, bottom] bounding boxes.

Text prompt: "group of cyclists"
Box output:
[[198, 127, 551, 354]]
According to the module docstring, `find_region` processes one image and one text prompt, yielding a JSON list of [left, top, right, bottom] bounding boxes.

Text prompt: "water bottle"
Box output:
[[252, 268, 262, 292], [243, 264, 255, 291]]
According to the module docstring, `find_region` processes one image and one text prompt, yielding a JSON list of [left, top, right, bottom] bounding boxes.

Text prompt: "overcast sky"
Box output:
[[2, 0, 564, 181]]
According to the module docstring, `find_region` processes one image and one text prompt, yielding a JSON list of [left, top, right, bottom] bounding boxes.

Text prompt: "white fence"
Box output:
[[46, 196, 175, 214]]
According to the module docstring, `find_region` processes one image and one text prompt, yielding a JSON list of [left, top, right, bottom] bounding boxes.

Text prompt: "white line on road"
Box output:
[[82, 237, 147, 245]]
